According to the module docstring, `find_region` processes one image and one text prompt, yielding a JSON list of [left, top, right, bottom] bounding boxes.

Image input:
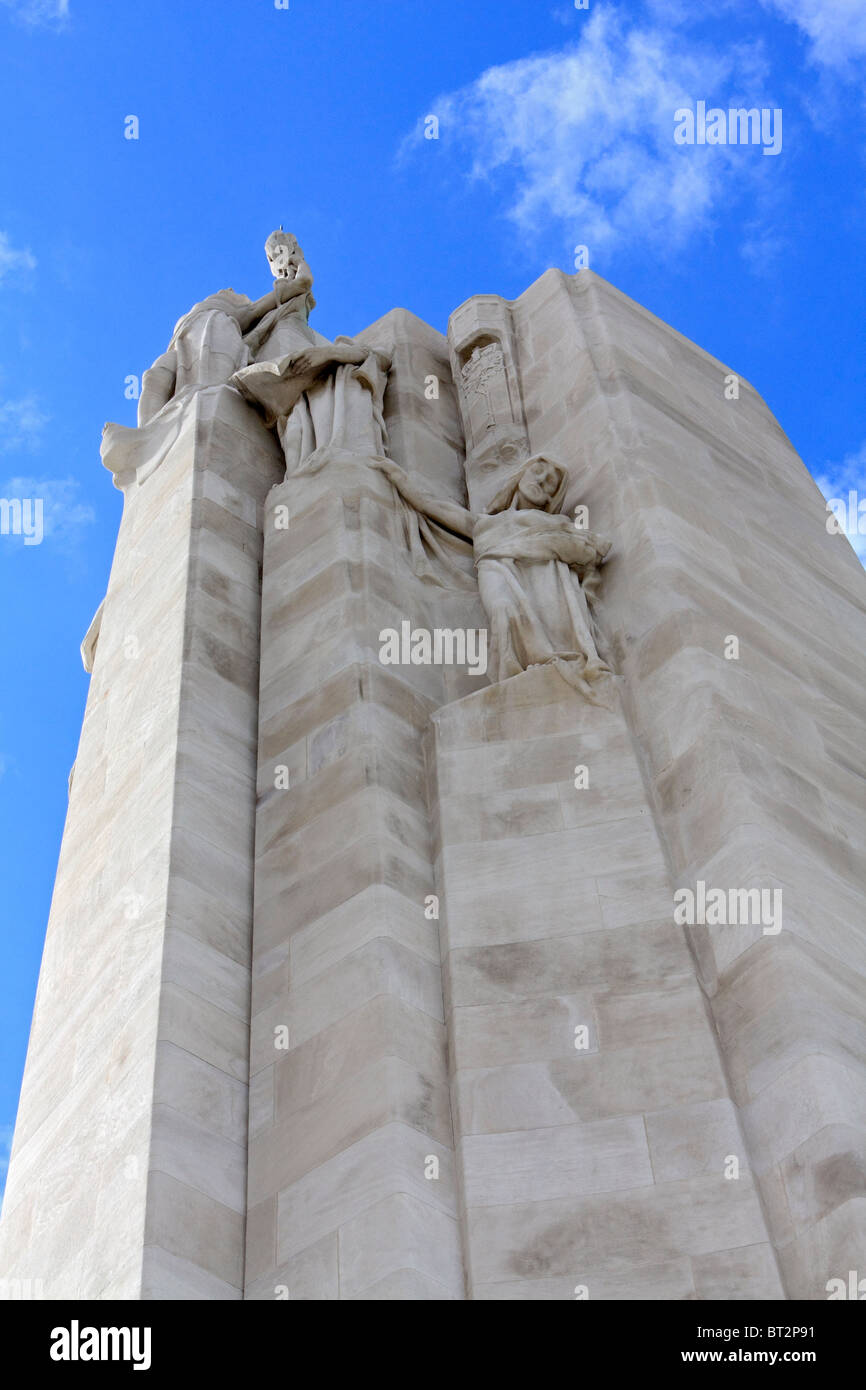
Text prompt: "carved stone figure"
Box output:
[[244, 229, 317, 358], [373, 454, 612, 696], [80, 597, 104, 675], [449, 301, 531, 482], [232, 230, 391, 475], [137, 282, 301, 427]]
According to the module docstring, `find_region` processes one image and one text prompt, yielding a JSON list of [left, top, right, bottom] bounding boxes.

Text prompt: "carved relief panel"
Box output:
[[448, 296, 530, 511]]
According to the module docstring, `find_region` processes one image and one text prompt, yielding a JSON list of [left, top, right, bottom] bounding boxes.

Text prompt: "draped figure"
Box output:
[[372, 454, 612, 697]]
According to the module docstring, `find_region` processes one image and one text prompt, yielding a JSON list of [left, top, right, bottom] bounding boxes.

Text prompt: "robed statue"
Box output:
[[231, 230, 390, 474], [373, 454, 612, 698]]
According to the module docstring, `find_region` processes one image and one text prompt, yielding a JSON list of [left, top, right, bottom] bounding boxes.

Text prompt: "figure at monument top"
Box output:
[[137, 289, 253, 426], [264, 228, 315, 307], [246, 229, 317, 354], [232, 230, 391, 475]]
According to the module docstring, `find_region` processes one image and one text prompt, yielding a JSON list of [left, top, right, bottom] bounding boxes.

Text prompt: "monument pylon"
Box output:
[[2, 238, 864, 1300]]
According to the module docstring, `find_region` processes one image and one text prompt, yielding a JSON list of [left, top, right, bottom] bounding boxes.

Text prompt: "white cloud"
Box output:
[[814, 441, 866, 564], [0, 232, 36, 286], [0, 475, 95, 549], [0, 0, 69, 27], [405, 8, 779, 256], [758, 0, 866, 69], [0, 396, 47, 451], [640, 0, 866, 68]]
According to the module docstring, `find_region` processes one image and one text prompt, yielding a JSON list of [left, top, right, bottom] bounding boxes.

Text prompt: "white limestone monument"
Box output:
[[1, 233, 865, 1300]]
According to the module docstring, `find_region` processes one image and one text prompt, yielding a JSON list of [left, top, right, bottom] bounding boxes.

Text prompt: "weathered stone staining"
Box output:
[[1, 237, 864, 1301]]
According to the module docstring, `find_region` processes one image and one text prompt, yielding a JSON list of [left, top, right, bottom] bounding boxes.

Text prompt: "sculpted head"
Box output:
[[516, 456, 568, 511], [170, 288, 251, 343], [265, 229, 302, 280], [486, 455, 569, 515]]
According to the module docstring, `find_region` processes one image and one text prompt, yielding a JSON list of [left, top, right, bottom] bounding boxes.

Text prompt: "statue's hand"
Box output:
[[333, 337, 370, 367], [572, 530, 610, 564], [286, 348, 320, 377], [586, 532, 611, 562]]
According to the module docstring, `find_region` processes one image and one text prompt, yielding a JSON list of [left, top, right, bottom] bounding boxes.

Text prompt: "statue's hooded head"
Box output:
[[169, 288, 251, 344], [487, 455, 569, 515]]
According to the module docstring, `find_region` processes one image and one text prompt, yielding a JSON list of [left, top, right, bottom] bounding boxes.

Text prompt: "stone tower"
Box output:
[[1, 241, 864, 1301]]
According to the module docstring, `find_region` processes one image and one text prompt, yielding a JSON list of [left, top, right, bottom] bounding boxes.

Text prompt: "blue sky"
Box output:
[[1, 0, 864, 1194]]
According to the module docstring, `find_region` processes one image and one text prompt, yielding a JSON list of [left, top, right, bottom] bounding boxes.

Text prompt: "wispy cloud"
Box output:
[[0, 232, 36, 286], [757, 0, 866, 70], [402, 8, 779, 258], [0, 0, 69, 28], [814, 441, 866, 564], [0, 396, 48, 451], [639, 0, 866, 68]]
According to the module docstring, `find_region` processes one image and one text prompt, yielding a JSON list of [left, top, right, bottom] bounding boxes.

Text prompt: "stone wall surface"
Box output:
[[429, 667, 781, 1299]]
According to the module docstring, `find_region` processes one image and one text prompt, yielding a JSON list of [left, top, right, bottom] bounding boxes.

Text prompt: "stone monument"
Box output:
[[1, 234, 864, 1301]]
